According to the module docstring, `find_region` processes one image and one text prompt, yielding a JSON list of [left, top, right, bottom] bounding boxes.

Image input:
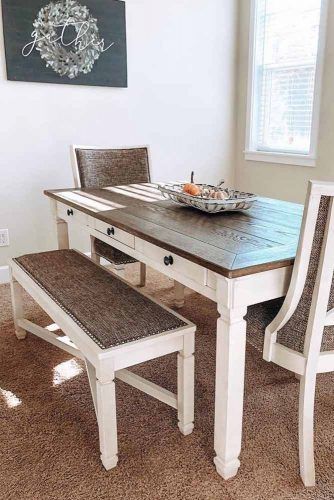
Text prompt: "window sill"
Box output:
[[244, 151, 316, 167]]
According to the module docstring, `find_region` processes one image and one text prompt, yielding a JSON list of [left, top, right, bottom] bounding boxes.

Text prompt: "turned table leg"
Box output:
[[10, 272, 27, 340], [90, 236, 101, 264], [174, 281, 186, 309], [50, 200, 69, 250], [139, 262, 146, 287], [214, 300, 247, 480]]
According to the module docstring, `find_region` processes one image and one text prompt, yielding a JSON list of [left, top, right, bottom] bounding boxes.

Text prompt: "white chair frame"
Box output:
[[10, 257, 195, 470], [263, 180, 334, 487], [70, 144, 186, 305]]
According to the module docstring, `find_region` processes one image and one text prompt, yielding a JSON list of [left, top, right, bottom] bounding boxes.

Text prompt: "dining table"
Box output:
[[44, 182, 303, 480]]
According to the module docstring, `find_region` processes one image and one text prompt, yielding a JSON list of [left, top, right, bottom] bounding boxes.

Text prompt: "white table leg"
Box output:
[[174, 281, 186, 309], [90, 236, 101, 264], [56, 219, 69, 250], [214, 302, 247, 480], [10, 273, 27, 340], [51, 200, 69, 249], [139, 262, 146, 287]]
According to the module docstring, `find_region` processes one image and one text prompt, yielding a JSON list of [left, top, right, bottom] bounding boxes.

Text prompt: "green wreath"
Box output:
[[33, 0, 103, 79]]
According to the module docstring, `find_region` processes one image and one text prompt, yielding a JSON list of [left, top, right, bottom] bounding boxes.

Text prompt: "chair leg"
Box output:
[[299, 371, 317, 487], [10, 275, 27, 340], [139, 262, 146, 287], [96, 375, 118, 471], [174, 281, 186, 309], [112, 264, 126, 278], [177, 332, 195, 436], [90, 236, 101, 265]]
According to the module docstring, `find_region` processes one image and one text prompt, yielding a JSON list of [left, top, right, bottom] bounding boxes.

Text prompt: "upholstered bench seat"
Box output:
[[10, 249, 195, 470], [14, 250, 186, 349]]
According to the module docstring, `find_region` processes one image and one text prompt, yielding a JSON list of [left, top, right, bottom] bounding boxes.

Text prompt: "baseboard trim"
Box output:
[[0, 265, 10, 285]]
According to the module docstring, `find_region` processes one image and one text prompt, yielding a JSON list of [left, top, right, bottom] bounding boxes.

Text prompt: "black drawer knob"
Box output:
[[67, 209, 74, 216], [164, 255, 174, 266], [107, 227, 115, 236]]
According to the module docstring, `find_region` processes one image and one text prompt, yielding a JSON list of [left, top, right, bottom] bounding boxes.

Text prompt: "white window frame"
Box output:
[[245, 0, 328, 168]]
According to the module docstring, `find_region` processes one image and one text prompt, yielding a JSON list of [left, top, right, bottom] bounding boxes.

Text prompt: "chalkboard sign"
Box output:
[[1, 0, 127, 87]]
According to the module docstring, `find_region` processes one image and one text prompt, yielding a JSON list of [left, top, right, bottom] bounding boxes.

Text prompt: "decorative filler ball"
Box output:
[[33, 0, 103, 79]]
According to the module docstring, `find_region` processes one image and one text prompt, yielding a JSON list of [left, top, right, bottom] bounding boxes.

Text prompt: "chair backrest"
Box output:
[[264, 181, 334, 359], [71, 145, 151, 189]]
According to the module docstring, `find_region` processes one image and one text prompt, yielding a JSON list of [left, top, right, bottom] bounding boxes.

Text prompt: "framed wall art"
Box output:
[[1, 0, 127, 87]]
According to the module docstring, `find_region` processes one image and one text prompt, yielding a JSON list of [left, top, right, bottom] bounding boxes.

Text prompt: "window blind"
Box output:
[[253, 0, 322, 155]]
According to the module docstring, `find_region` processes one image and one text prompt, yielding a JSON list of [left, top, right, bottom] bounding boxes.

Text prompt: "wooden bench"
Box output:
[[10, 249, 195, 470]]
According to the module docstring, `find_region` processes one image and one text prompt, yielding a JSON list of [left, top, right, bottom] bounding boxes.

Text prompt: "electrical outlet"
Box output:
[[0, 229, 9, 247]]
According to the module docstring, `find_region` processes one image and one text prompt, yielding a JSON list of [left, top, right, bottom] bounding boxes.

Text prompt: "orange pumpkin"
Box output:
[[183, 183, 201, 196]]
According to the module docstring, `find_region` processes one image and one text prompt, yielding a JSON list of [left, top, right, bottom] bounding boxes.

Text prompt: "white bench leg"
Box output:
[[10, 274, 27, 340], [174, 281, 186, 309], [139, 262, 146, 287], [97, 375, 118, 470], [177, 332, 195, 436], [299, 371, 317, 487], [85, 358, 98, 417]]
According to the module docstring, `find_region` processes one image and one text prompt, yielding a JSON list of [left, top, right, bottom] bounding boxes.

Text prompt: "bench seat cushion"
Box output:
[[14, 250, 187, 350]]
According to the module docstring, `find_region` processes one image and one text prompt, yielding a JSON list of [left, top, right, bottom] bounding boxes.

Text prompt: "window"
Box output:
[[245, 0, 327, 166]]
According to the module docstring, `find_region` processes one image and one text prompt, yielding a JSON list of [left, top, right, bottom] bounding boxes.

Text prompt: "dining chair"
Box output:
[[246, 180, 334, 487], [71, 145, 151, 286], [70, 145, 186, 307]]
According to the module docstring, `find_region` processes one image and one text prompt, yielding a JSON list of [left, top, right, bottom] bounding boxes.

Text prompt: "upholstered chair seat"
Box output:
[[94, 239, 137, 266], [247, 297, 334, 354], [246, 298, 284, 352]]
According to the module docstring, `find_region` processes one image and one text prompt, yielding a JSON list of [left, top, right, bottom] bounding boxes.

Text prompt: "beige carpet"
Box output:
[[1, 264, 334, 500]]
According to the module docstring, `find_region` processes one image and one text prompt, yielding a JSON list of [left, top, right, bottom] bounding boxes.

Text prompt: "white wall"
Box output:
[[235, 0, 334, 204], [0, 0, 238, 267]]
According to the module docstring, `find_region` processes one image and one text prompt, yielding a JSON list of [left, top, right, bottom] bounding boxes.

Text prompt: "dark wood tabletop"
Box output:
[[45, 184, 303, 278]]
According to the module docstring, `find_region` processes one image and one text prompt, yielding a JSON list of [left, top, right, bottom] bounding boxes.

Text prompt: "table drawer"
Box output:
[[136, 239, 206, 285], [57, 202, 88, 226], [95, 219, 135, 249]]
